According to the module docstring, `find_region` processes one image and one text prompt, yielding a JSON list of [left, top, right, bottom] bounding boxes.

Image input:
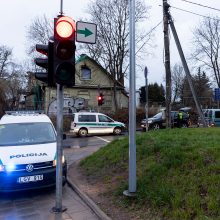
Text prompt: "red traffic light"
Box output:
[[55, 16, 75, 39], [98, 93, 104, 106]]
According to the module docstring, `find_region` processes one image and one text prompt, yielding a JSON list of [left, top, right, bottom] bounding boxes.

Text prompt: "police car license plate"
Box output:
[[18, 175, 43, 183]]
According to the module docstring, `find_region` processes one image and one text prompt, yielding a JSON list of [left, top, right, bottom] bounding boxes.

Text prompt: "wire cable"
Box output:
[[136, 21, 163, 54], [179, 0, 220, 12], [167, 5, 220, 21]]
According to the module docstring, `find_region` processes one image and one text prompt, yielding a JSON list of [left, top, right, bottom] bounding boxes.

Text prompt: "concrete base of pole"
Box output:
[[123, 190, 136, 197], [51, 206, 67, 213]]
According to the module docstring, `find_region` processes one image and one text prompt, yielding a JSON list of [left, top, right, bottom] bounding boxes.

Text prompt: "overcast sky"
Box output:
[[1, 0, 220, 89]]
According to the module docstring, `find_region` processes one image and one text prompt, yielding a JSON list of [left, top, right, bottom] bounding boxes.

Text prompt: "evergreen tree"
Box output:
[[181, 68, 212, 108], [139, 83, 165, 104]]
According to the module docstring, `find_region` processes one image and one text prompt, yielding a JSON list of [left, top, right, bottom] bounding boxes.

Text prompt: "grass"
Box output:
[[79, 128, 220, 220]]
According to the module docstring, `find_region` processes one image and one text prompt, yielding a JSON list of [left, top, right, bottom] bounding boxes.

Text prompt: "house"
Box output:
[[27, 54, 129, 114]]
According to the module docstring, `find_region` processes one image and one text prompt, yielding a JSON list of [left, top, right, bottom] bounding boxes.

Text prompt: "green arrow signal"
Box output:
[[77, 28, 93, 37]]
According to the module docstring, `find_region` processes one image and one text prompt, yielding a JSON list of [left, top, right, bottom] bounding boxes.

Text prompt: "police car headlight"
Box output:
[[148, 120, 153, 124], [53, 156, 65, 166], [6, 164, 16, 172], [0, 164, 5, 172]]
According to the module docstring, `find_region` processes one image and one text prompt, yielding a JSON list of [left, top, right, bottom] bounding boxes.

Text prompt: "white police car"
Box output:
[[70, 112, 126, 137], [0, 111, 67, 192]]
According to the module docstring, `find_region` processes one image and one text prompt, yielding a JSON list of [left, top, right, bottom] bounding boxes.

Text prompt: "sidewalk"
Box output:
[[0, 184, 98, 220]]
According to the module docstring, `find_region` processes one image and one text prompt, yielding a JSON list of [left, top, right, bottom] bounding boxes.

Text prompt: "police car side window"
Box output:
[[98, 115, 113, 122], [215, 111, 220, 118], [78, 115, 96, 122]]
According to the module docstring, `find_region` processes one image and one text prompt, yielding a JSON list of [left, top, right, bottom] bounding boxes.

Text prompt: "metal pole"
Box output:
[[123, 0, 136, 197], [60, 0, 63, 15], [163, 0, 172, 128], [52, 84, 66, 212], [145, 67, 148, 132], [168, 15, 207, 127]]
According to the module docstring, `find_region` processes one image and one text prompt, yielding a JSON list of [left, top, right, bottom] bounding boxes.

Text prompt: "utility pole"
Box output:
[[166, 6, 207, 127], [163, 0, 172, 128]]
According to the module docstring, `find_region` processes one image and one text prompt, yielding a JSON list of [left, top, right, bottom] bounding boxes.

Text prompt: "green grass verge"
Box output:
[[80, 128, 220, 219]]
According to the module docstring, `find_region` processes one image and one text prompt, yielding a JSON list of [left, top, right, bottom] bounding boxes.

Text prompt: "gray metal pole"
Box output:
[[123, 0, 136, 196], [168, 16, 207, 127], [145, 67, 148, 132], [52, 84, 66, 212], [60, 0, 63, 15]]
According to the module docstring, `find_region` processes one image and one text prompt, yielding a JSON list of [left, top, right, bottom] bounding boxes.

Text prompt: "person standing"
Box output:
[[177, 111, 183, 128]]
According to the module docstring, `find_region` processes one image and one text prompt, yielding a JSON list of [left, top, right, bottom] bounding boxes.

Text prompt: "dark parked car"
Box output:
[[141, 111, 189, 131]]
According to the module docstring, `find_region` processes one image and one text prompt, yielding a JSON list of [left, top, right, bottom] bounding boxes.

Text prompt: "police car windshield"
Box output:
[[0, 122, 56, 146]]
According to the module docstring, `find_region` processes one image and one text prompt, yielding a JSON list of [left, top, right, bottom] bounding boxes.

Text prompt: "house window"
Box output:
[[81, 65, 91, 80]]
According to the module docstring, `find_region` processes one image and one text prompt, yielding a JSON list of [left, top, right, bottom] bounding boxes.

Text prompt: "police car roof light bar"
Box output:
[[5, 110, 44, 115]]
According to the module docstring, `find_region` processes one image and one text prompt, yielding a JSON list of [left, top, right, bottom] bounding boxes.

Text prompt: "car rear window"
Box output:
[[78, 115, 96, 122]]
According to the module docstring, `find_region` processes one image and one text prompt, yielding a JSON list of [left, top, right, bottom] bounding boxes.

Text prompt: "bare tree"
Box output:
[[0, 45, 13, 78], [26, 15, 53, 56], [171, 63, 185, 103], [192, 17, 220, 87], [81, 0, 149, 86], [0, 45, 26, 113]]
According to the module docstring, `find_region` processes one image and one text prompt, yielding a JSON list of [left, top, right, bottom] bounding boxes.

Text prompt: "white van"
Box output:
[[70, 112, 126, 136], [206, 109, 220, 127], [0, 111, 67, 192]]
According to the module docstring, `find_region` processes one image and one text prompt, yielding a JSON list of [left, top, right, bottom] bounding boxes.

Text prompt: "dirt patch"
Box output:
[[68, 162, 157, 220]]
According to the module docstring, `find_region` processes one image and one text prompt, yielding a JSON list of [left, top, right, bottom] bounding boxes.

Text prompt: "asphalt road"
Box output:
[[63, 133, 126, 149]]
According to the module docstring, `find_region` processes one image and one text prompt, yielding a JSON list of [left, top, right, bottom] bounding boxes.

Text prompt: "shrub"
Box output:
[[50, 115, 72, 132]]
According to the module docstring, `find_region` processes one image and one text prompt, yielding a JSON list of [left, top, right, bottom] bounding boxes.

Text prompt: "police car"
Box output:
[[0, 111, 67, 192], [70, 112, 126, 137]]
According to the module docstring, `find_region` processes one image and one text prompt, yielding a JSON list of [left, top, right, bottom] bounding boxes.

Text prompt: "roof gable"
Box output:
[[75, 54, 124, 88]]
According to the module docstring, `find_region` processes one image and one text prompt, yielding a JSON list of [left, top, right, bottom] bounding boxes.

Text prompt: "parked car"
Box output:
[[141, 111, 189, 131], [0, 111, 67, 192], [70, 112, 126, 137]]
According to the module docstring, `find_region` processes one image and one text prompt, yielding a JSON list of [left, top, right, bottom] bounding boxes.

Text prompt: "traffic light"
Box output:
[[98, 93, 104, 106], [35, 41, 54, 87], [54, 16, 76, 86]]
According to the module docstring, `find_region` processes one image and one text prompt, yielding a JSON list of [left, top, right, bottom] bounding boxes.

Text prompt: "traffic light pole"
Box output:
[[52, 84, 66, 213]]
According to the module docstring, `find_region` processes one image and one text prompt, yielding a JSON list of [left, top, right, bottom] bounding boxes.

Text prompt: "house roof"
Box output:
[[76, 54, 125, 89]]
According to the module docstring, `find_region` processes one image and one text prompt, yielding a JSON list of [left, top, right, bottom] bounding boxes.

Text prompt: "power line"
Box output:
[[179, 0, 220, 12], [169, 5, 220, 21], [136, 21, 162, 54]]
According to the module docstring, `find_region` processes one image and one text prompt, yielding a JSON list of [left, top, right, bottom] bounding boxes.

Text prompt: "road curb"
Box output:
[[67, 177, 112, 220]]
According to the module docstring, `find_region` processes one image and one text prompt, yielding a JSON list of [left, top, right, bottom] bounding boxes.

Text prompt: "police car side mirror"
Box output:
[[63, 134, 67, 140]]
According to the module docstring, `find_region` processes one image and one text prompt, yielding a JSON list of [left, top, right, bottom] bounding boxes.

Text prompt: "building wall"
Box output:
[[44, 87, 128, 114], [44, 57, 128, 114]]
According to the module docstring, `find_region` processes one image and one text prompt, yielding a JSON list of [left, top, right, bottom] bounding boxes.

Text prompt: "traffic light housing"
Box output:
[[54, 16, 76, 86], [98, 93, 104, 106], [35, 41, 54, 87]]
